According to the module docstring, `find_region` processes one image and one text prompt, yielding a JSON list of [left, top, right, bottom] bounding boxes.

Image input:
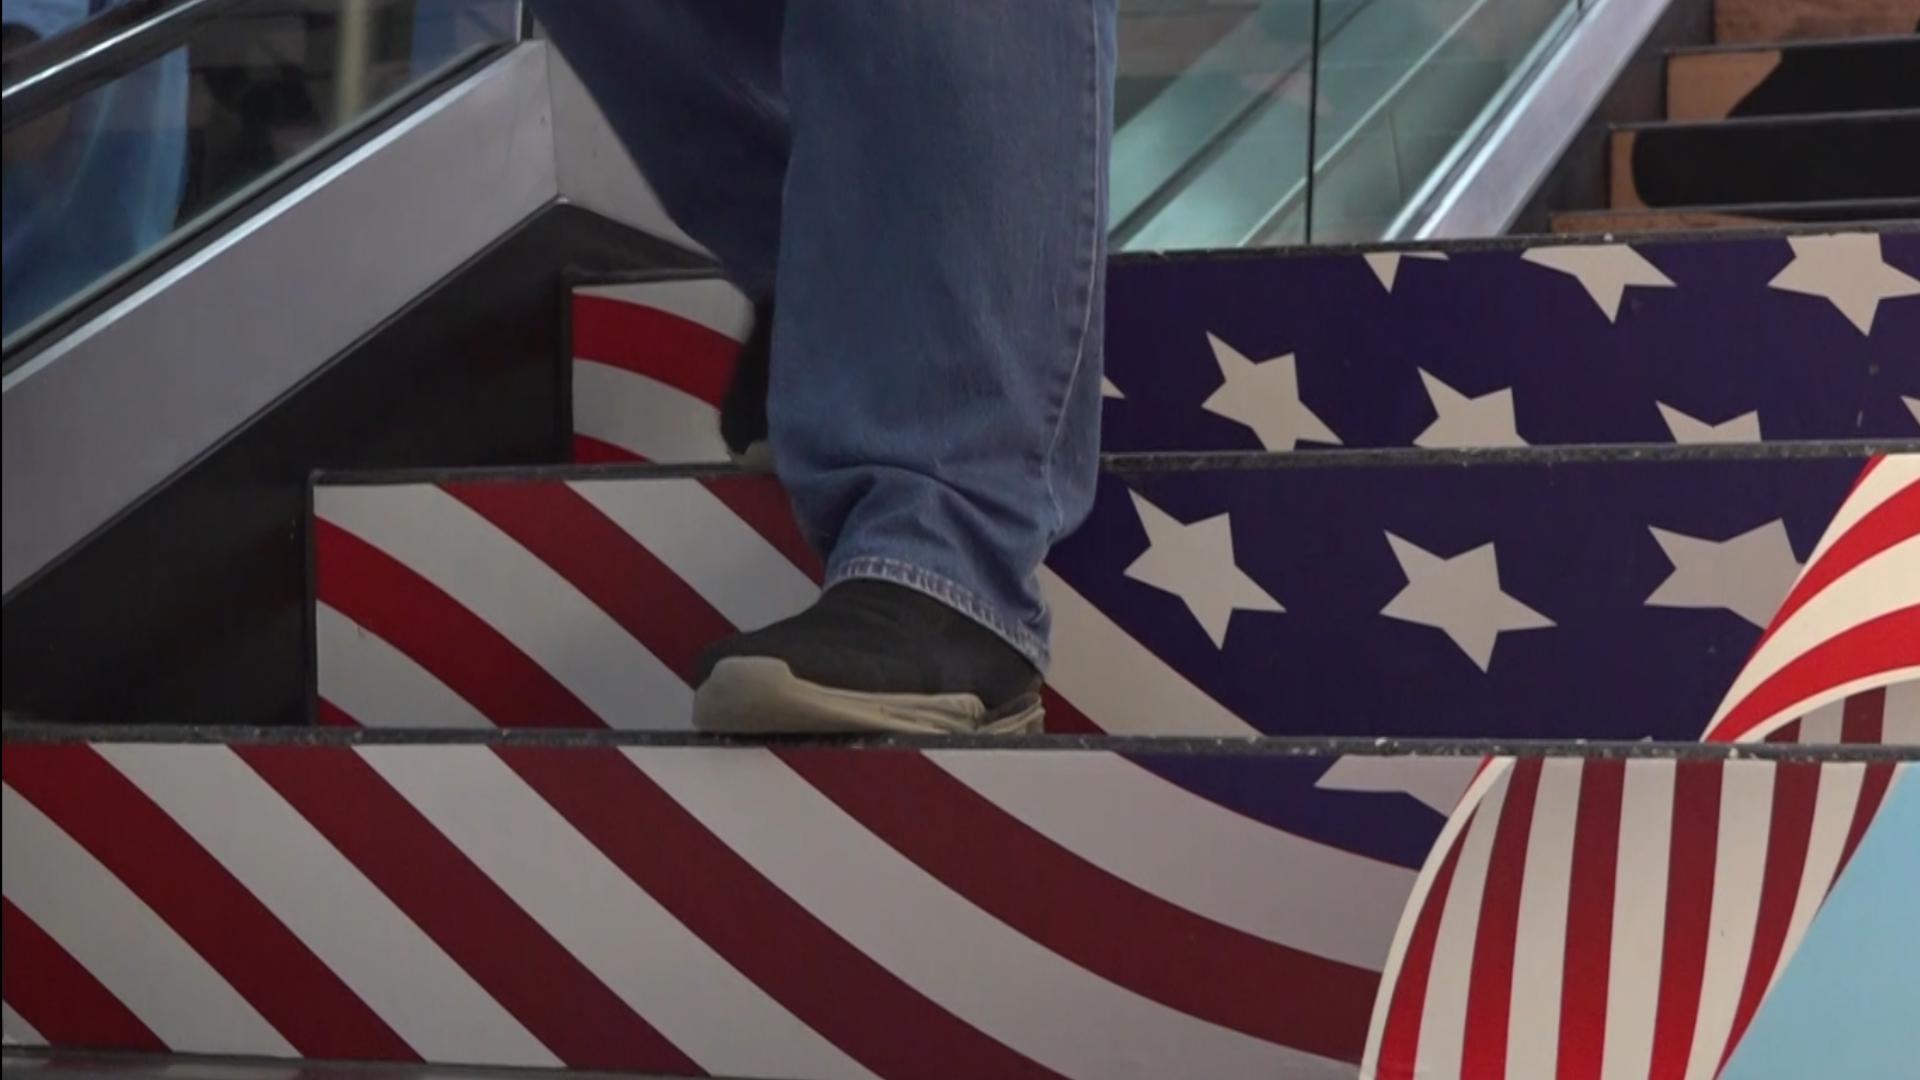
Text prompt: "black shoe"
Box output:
[[693, 580, 1045, 735], [720, 301, 772, 469]]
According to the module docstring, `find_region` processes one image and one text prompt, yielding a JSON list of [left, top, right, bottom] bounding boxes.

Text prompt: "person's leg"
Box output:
[[696, 0, 1116, 733], [526, 0, 786, 298]]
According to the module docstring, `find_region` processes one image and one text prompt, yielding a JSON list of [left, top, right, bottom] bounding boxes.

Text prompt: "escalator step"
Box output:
[[1611, 110, 1920, 209], [1713, 0, 1920, 43], [1667, 35, 1920, 121]]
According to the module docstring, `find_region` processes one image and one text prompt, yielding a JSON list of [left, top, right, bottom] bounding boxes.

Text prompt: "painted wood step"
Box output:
[[1610, 110, 1920, 210], [1713, 0, 1920, 43], [1667, 36, 1920, 121], [1552, 198, 1920, 235], [308, 445, 1919, 743], [572, 229, 1920, 458], [2, 726, 1913, 1077]]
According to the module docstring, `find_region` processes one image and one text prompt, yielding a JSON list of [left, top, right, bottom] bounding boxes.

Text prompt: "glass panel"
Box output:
[[1302, 0, 1580, 243], [2, 0, 518, 343]]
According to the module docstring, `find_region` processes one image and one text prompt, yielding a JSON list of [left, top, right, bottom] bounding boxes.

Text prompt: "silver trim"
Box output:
[[2, 44, 563, 595], [1411, 0, 1672, 239]]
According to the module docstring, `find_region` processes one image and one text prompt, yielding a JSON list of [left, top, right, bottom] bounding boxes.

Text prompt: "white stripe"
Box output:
[[2, 1001, 45, 1047], [1802, 455, 1917, 567], [357, 746, 876, 1080], [96, 745, 556, 1067], [1768, 762, 1866, 998], [631, 747, 1348, 1080], [1505, 759, 1583, 1079], [928, 750, 1416, 968], [1601, 758, 1676, 1080], [572, 360, 728, 464], [1685, 762, 1776, 1080], [1413, 773, 1511, 1080], [1041, 568, 1259, 736], [315, 603, 493, 729], [578, 279, 753, 341], [0, 785, 291, 1056], [1316, 754, 1482, 815], [1795, 699, 1847, 743], [569, 479, 818, 631], [1883, 679, 1920, 744], [316, 483, 691, 729], [1710, 537, 1920, 732]]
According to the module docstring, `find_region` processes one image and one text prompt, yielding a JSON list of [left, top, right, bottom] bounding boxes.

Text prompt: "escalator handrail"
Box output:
[[2, 0, 252, 132]]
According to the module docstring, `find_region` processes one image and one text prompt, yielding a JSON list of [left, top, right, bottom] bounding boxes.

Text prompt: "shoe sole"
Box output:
[[694, 657, 1045, 736], [728, 442, 775, 473]]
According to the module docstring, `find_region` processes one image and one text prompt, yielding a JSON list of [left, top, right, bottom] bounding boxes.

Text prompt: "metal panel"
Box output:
[[2, 43, 563, 595]]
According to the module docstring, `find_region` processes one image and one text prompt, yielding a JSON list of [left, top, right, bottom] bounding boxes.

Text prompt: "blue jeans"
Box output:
[[532, 1, 1114, 670]]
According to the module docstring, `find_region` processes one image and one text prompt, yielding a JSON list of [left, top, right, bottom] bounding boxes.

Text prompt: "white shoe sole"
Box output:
[[728, 441, 775, 473], [694, 657, 1045, 736]]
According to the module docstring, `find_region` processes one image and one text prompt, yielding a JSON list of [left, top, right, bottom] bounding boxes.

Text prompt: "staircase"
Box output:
[[5, 220, 1917, 1079], [1551, 0, 1920, 234]]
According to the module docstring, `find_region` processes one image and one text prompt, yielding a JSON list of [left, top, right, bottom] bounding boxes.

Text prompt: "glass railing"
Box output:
[[1, 0, 520, 349], [1113, 0, 1586, 249]]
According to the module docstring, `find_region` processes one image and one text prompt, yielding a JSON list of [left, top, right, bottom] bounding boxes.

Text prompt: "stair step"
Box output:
[[1610, 110, 1920, 210], [1666, 35, 1920, 121], [1, 725, 1912, 1077], [309, 445, 1918, 741], [572, 229, 1920, 460], [1713, 0, 1920, 43], [1552, 198, 1920, 235]]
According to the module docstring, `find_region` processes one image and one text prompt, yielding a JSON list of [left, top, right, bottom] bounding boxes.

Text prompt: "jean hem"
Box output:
[[828, 556, 1049, 671]]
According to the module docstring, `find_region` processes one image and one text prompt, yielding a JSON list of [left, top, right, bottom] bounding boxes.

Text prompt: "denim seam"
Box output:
[[1038, 0, 1104, 541], [830, 555, 1049, 669]]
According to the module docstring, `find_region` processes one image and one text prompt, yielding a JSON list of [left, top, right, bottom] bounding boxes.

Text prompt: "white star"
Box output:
[[1657, 402, 1762, 444], [1363, 250, 1448, 292], [1315, 755, 1482, 815], [1201, 333, 1342, 450], [1645, 520, 1801, 628], [1380, 534, 1554, 671], [1522, 243, 1676, 322], [1906, 396, 1920, 428], [1768, 233, 1920, 335], [1124, 490, 1283, 648], [1415, 370, 1527, 448], [1101, 376, 1125, 400]]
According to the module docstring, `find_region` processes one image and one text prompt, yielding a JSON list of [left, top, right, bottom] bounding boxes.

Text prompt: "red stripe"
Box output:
[[1757, 478, 1918, 650], [1711, 605, 1920, 742], [1040, 687, 1102, 734], [701, 476, 824, 581], [1646, 760, 1723, 1080], [317, 699, 360, 728], [1461, 758, 1543, 1080], [315, 519, 601, 729], [573, 434, 644, 465], [1841, 688, 1886, 743], [1376, 825, 1470, 1080], [1836, 762, 1897, 878], [1557, 759, 1624, 1080], [1719, 761, 1821, 1071], [572, 294, 739, 407], [1, 899, 165, 1053], [782, 747, 1378, 1062], [496, 745, 1060, 1080], [235, 746, 698, 1074], [1764, 719, 1802, 744], [442, 482, 734, 684], [2, 746, 413, 1060]]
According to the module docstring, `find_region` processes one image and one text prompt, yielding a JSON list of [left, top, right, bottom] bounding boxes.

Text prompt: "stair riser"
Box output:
[[1713, 0, 1920, 44], [1667, 38, 1920, 122], [573, 230, 1920, 458], [1612, 112, 1920, 210], [2, 737, 1910, 1077], [310, 450, 1917, 741], [1552, 199, 1920, 235]]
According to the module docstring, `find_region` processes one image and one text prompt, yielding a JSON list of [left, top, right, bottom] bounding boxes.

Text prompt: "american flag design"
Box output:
[[1362, 456, 1920, 1079], [570, 229, 1920, 462], [5, 737, 1905, 1078]]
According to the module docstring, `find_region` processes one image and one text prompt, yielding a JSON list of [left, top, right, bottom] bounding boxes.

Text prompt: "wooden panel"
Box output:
[[1552, 208, 1766, 234], [1714, 0, 1920, 43], [1668, 49, 1782, 120]]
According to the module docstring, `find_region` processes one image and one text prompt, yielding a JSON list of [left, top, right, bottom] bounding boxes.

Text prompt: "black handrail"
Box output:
[[2, 0, 252, 132]]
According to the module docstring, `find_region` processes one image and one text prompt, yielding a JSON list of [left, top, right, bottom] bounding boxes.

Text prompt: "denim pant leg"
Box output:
[[526, 0, 787, 298], [775, 1, 1116, 670]]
